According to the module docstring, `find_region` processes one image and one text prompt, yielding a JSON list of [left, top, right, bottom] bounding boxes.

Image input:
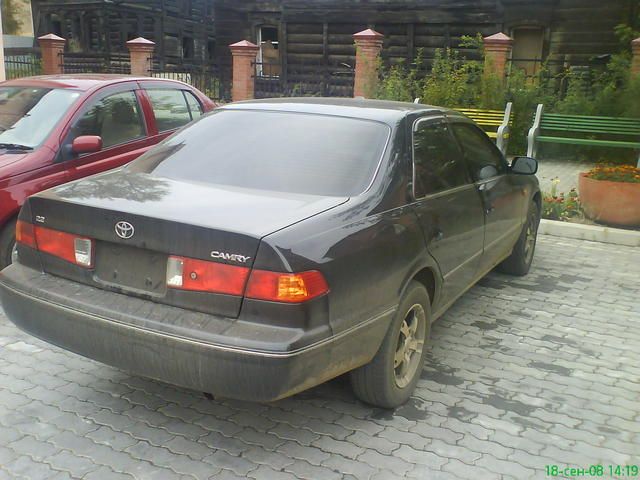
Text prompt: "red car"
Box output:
[[0, 74, 216, 268]]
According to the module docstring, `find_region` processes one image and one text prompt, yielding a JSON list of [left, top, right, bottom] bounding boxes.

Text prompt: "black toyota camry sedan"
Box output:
[[0, 98, 540, 408]]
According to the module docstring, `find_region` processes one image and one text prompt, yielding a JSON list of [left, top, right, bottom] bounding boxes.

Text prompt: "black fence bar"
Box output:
[[253, 60, 354, 98], [61, 51, 131, 74], [4, 48, 42, 79], [150, 61, 230, 102]]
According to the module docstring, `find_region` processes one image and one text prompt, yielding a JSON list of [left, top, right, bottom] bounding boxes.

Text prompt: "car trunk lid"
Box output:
[[25, 171, 347, 317]]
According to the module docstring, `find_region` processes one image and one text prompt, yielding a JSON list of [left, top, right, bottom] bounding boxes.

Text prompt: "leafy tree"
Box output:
[[2, 0, 22, 35]]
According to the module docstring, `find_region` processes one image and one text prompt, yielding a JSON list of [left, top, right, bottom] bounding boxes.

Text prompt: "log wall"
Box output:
[[215, 0, 636, 78]]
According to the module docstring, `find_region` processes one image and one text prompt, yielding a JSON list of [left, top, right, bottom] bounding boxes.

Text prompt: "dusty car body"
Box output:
[[0, 99, 540, 407]]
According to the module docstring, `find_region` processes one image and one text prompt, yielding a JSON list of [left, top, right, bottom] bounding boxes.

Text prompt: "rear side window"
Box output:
[[413, 120, 469, 197], [146, 89, 200, 132], [129, 110, 390, 197], [451, 123, 507, 180], [184, 92, 204, 120]]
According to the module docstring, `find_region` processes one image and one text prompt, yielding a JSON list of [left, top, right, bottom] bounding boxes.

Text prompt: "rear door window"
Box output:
[[146, 89, 200, 132], [184, 91, 204, 120], [72, 91, 145, 149], [413, 119, 470, 197]]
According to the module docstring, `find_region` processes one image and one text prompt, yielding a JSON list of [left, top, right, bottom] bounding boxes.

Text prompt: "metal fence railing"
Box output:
[[151, 62, 229, 102], [253, 60, 355, 98], [60, 52, 131, 74], [4, 48, 42, 79]]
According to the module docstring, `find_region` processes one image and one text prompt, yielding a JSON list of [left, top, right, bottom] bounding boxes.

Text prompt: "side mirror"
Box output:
[[478, 165, 499, 180], [72, 135, 102, 155], [511, 156, 538, 175]]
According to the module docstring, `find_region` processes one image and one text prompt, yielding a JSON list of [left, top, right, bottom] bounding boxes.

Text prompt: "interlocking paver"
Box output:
[[312, 434, 365, 459], [83, 466, 135, 480], [85, 425, 137, 451], [0, 236, 638, 479], [4, 456, 59, 480], [202, 450, 258, 476], [283, 459, 342, 480]]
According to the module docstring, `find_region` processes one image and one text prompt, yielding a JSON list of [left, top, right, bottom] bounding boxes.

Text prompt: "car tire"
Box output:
[[497, 200, 540, 276], [0, 220, 16, 270], [350, 281, 431, 408]]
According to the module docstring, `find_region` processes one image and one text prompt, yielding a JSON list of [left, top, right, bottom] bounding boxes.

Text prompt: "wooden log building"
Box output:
[[31, 0, 639, 76], [30, 0, 216, 65]]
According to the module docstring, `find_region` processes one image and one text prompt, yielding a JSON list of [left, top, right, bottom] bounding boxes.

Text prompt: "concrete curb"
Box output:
[[539, 219, 640, 247]]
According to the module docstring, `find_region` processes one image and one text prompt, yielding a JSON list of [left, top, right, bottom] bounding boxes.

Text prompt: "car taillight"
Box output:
[[15, 220, 36, 249], [166, 256, 329, 303], [16, 221, 94, 268], [167, 256, 250, 295], [245, 270, 329, 303]]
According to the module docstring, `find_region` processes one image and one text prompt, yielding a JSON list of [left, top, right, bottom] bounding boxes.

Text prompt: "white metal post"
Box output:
[[0, 5, 6, 82]]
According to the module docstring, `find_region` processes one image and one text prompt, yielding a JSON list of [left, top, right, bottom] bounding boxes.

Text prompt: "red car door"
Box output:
[[61, 83, 157, 182]]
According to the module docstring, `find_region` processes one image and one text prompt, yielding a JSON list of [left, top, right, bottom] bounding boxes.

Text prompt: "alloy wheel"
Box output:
[[394, 303, 426, 388], [523, 212, 538, 264]]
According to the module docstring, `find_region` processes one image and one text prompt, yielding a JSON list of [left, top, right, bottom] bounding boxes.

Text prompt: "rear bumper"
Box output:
[[0, 264, 393, 402]]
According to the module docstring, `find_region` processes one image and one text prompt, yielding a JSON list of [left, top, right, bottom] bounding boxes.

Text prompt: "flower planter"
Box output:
[[578, 172, 640, 227]]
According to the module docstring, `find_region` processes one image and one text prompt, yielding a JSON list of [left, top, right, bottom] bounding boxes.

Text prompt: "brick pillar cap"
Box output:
[[38, 33, 65, 43], [127, 37, 155, 49], [632, 37, 640, 47], [353, 29, 384, 41], [229, 40, 259, 50], [483, 32, 513, 45]]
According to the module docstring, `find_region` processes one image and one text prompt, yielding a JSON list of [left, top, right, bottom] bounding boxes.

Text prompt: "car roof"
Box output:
[[224, 97, 459, 125], [0, 74, 185, 91]]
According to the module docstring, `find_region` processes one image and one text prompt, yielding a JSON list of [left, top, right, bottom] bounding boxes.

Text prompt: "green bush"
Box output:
[[374, 21, 640, 160]]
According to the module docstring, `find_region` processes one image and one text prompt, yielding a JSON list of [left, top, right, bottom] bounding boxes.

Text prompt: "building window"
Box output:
[[257, 26, 280, 77], [511, 27, 545, 78], [183, 36, 194, 60], [164, 34, 181, 58], [207, 38, 216, 62], [47, 14, 63, 37]]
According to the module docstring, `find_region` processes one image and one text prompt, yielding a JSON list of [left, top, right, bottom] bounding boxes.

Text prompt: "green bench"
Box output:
[[527, 104, 640, 167], [455, 102, 513, 155]]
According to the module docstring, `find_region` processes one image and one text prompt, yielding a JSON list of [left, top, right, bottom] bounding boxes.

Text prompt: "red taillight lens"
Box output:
[[34, 226, 94, 268], [16, 221, 93, 268], [245, 270, 329, 303], [166, 256, 329, 303], [15, 220, 36, 248], [167, 256, 250, 295], [34, 227, 77, 264]]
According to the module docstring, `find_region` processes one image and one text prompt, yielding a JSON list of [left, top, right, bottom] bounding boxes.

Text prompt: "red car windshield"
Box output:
[[0, 86, 81, 149]]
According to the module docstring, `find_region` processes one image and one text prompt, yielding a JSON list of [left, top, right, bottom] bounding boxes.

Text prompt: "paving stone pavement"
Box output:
[[0, 236, 639, 480]]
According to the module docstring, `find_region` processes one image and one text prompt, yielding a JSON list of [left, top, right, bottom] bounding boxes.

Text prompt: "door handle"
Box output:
[[486, 206, 495, 215], [434, 229, 444, 241]]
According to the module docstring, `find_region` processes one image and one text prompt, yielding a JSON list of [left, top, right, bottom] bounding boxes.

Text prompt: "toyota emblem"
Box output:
[[115, 221, 135, 239]]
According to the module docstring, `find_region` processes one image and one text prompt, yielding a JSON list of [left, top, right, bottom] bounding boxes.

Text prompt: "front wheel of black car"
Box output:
[[498, 200, 540, 276], [350, 281, 431, 408], [0, 221, 16, 270]]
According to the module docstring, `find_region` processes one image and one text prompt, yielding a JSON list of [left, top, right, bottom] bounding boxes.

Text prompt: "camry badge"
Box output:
[[211, 251, 251, 263], [115, 221, 135, 239]]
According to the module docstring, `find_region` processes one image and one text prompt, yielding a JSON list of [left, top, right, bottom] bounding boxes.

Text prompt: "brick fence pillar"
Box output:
[[353, 29, 384, 98], [38, 34, 66, 75], [632, 37, 640, 78], [126, 37, 155, 76], [483, 32, 513, 80], [229, 40, 260, 102]]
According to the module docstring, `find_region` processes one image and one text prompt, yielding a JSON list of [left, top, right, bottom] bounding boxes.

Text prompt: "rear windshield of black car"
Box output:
[[128, 109, 390, 196]]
